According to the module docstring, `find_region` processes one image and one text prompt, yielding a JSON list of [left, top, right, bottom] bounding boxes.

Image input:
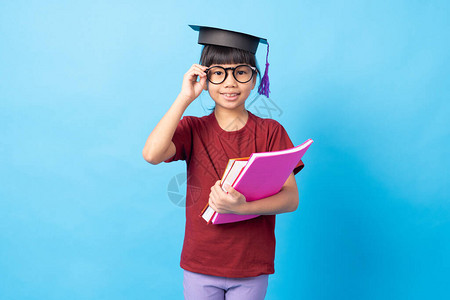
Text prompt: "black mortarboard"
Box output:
[[189, 25, 271, 97], [189, 25, 267, 54]]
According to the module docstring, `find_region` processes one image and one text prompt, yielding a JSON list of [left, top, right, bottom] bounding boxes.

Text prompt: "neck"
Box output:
[[214, 107, 249, 132]]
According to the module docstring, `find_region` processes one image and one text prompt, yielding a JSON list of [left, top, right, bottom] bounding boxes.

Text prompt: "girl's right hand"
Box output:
[[179, 64, 208, 104]]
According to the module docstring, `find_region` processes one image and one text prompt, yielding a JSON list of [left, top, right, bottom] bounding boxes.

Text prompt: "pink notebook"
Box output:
[[201, 139, 313, 224]]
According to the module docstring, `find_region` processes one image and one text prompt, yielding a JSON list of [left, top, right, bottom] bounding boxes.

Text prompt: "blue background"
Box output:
[[1, 1, 449, 299]]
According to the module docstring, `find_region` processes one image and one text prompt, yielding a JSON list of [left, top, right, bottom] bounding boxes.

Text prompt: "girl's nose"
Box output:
[[223, 70, 238, 87]]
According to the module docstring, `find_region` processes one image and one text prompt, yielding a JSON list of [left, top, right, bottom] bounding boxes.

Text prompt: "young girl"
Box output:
[[143, 25, 304, 300]]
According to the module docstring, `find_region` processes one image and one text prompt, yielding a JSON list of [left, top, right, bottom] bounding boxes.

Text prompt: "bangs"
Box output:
[[200, 45, 259, 74]]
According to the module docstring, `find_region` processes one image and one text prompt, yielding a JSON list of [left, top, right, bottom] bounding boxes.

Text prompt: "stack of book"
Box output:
[[201, 139, 313, 224]]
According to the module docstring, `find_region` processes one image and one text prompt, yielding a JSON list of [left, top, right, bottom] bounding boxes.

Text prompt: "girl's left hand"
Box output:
[[208, 180, 247, 215]]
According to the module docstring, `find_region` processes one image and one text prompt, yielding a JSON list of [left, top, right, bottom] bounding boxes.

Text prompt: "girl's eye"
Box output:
[[214, 71, 223, 76], [237, 71, 247, 75]]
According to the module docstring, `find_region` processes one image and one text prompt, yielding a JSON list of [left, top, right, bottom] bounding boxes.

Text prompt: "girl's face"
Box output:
[[205, 63, 257, 112]]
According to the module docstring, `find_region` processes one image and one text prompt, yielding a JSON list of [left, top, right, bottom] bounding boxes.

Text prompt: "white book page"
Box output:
[[221, 160, 247, 192], [220, 159, 235, 185], [202, 206, 215, 222]]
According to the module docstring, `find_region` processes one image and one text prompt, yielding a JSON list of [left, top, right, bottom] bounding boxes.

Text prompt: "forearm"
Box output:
[[241, 185, 299, 215], [142, 94, 190, 163]]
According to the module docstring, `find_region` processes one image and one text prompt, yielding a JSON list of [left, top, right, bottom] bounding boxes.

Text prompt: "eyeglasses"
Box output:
[[205, 65, 257, 84]]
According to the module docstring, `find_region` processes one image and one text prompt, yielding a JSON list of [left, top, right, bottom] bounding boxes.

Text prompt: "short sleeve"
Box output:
[[268, 122, 305, 175], [164, 116, 193, 163]]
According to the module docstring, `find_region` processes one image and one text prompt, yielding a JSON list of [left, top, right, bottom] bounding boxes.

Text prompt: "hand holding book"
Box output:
[[201, 139, 313, 225], [208, 180, 248, 215]]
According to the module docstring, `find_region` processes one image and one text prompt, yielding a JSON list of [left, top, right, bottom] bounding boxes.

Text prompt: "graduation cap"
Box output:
[[189, 25, 271, 97]]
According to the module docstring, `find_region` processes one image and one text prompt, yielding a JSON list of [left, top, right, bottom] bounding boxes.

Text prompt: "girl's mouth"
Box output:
[[221, 93, 240, 101]]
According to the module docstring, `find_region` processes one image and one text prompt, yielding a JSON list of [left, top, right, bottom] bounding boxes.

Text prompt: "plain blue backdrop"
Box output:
[[1, 0, 449, 299]]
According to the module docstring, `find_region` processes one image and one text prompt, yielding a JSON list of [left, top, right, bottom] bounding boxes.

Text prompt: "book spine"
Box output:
[[209, 212, 216, 225]]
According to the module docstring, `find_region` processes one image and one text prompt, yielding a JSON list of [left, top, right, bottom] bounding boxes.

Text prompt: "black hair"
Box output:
[[200, 45, 260, 71], [199, 45, 261, 112]]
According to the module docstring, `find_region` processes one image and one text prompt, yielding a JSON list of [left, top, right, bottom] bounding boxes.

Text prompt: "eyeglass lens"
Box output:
[[207, 65, 254, 84]]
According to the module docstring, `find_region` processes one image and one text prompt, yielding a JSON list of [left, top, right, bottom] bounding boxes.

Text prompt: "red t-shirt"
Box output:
[[164, 110, 304, 278]]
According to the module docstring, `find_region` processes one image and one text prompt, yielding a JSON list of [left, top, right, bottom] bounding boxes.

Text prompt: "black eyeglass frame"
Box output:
[[205, 64, 258, 85]]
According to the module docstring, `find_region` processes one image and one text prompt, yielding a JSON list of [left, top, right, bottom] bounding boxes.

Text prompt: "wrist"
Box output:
[[175, 93, 193, 108], [237, 200, 251, 215]]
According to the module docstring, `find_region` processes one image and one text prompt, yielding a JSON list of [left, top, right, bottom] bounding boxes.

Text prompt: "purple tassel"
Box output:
[[258, 42, 270, 97]]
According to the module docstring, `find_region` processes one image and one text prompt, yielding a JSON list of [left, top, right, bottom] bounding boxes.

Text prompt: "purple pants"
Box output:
[[183, 270, 269, 300]]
